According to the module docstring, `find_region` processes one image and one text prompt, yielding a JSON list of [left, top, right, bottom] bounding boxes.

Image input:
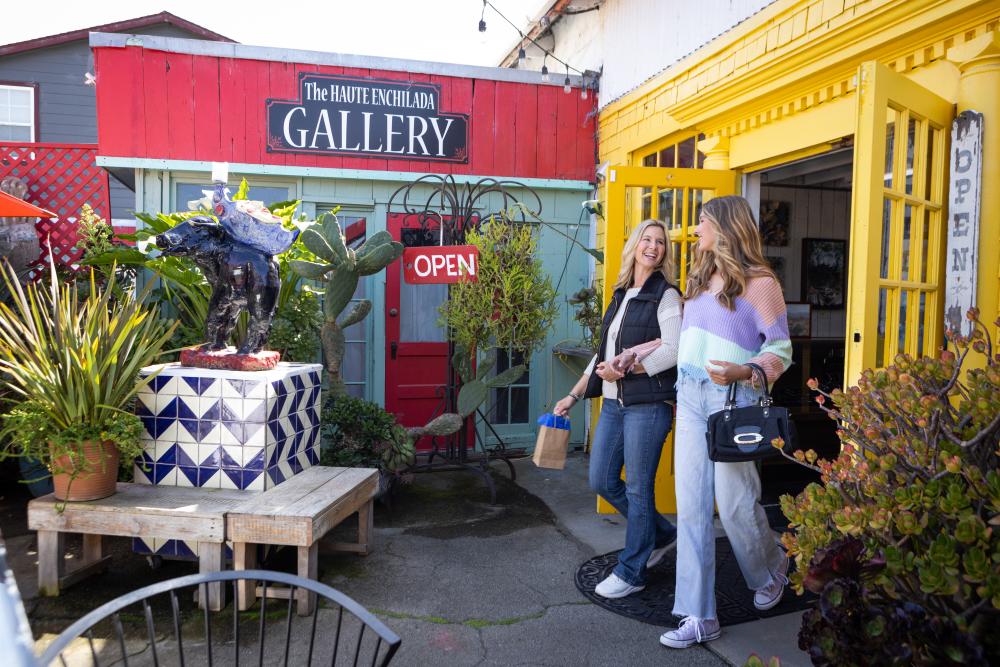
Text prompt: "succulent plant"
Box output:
[[290, 213, 404, 395]]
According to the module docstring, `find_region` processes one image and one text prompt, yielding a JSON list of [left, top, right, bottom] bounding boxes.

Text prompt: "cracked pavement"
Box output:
[[6, 456, 730, 666]]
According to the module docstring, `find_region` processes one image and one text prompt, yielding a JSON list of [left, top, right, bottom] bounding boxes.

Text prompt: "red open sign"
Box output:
[[402, 245, 479, 284]]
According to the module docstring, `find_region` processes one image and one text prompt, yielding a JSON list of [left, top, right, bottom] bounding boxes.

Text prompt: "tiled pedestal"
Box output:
[[132, 361, 323, 556]]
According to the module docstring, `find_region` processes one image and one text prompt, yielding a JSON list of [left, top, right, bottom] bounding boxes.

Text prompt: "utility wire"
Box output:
[[482, 0, 590, 77]]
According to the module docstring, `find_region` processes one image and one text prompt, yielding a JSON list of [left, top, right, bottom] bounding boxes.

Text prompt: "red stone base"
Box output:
[[179, 346, 281, 371]]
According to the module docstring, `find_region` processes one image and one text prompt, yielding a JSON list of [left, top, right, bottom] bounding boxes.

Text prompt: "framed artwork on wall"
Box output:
[[786, 302, 812, 339], [760, 200, 790, 246], [765, 255, 786, 289], [802, 238, 847, 309]]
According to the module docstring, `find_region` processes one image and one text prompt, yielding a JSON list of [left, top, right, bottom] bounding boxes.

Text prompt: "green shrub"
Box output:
[[779, 309, 1000, 664], [320, 395, 413, 473]]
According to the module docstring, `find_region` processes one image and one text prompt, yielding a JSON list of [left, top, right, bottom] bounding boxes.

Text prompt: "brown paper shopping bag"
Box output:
[[532, 413, 570, 469]]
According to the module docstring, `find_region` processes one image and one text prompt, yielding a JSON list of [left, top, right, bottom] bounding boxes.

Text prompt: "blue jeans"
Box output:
[[672, 375, 784, 619], [589, 399, 677, 586]]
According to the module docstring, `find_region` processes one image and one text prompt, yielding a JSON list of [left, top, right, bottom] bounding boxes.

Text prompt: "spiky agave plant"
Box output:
[[0, 259, 176, 485]]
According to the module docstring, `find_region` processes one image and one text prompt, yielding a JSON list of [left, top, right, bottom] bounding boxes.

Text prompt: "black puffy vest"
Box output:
[[584, 272, 679, 405]]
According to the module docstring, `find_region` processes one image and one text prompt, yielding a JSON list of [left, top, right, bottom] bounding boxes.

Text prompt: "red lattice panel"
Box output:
[[0, 143, 110, 268]]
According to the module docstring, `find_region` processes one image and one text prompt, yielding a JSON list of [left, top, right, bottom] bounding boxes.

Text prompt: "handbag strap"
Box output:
[[744, 362, 773, 407]]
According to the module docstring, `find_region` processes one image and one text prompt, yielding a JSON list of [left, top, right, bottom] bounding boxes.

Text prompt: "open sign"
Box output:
[[402, 245, 479, 284]]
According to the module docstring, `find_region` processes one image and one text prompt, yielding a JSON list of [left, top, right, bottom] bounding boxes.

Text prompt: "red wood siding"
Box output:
[[94, 46, 596, 182]]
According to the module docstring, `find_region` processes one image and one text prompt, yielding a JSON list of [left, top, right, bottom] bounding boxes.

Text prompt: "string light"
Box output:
[[479, 0, 593, 95]]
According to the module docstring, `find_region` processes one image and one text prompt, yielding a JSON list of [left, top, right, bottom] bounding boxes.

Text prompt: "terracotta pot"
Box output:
[[50, 440, 119, 501]]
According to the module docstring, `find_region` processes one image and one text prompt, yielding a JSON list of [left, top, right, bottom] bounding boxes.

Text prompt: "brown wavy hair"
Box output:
[[685, 195, 775, 310], [613, 218, 675, 291]]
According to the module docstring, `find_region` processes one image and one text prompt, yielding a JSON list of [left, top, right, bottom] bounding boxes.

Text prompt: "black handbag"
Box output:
[[706, 363, 796, 462]]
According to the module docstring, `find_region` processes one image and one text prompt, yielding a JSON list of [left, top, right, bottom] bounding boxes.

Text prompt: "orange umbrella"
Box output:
[[0, 189, 56, 218]]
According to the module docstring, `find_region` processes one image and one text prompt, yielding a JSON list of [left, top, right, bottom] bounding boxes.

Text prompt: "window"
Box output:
[[490, 348, 529, 425], [175, 183, 290, 211], [634, 132, 708, 285], [0, 85, 35, 141]]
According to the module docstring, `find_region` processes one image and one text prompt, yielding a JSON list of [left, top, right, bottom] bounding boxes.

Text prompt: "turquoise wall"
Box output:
[[134, 167, 594, 449]]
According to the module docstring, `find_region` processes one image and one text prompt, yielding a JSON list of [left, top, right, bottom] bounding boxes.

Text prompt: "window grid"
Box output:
[[0, 85, 35, 141]]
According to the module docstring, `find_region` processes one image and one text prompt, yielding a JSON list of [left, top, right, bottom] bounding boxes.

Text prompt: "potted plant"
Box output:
[[0, 260, 175, 501]]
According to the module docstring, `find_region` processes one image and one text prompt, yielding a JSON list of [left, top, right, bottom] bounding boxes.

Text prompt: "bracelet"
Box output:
[[568, 392, 583, 402]]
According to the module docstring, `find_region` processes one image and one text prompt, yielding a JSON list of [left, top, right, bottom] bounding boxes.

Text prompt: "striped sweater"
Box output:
[[678, 274, 792, 384]]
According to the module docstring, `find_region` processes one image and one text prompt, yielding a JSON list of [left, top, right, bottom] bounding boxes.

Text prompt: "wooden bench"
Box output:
[[226, 466, 379, 615], [27, 484, 249, 610]]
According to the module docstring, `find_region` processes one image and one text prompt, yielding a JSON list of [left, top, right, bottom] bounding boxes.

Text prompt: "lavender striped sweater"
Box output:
[[678, 274, 792, 384]]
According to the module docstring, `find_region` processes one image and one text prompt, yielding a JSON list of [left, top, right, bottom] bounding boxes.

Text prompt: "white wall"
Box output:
[[518, 0, 774, 107]]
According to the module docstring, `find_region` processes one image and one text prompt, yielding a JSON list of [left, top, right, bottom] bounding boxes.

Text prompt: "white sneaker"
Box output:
[[754, 553, 789, 610], [646, 538, 676, 569], [594, 573, 644, 599], [659, 616, 721, 648]]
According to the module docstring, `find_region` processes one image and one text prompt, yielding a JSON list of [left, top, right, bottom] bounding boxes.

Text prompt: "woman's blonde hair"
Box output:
[[685, 195, 775, 309], [613, 218, 675, 290]]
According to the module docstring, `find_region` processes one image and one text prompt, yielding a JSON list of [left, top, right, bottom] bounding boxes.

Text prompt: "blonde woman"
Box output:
[[553, 219, 682, 599], [660, 196, 792, 649]]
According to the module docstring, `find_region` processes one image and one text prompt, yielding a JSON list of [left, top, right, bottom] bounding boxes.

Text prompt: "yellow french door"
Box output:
[[603, 166, 740, 305], [845, 62, 953, 384], [599, 165, 738, 514]]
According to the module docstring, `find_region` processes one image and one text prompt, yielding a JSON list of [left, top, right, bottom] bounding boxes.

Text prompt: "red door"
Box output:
[[385, 214, 451, 439]]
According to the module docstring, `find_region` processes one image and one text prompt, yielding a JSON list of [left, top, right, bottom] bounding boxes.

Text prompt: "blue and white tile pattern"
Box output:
[[133, 362, 323, 493]]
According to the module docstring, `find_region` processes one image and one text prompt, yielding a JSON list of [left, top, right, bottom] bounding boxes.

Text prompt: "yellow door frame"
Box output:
[[599, 165, 739, 515], [846, 61, 953, 384]]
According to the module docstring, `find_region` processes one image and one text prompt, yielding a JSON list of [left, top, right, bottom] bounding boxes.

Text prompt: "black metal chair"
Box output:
[[37, 570, 401, 667]]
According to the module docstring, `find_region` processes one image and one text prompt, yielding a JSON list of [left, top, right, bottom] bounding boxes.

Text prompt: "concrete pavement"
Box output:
[[5, 451, 811, 666]]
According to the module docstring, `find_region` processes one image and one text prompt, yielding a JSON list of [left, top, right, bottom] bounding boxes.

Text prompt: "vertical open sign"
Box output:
[[402, 245, 479, 284]]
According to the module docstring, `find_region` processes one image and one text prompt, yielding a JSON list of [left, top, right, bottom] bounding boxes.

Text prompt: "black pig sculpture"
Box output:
[[154, 217, 279, 355]]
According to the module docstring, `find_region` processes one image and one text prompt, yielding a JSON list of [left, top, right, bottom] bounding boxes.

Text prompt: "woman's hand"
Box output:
[[595, 361, 625, 382], [705, 360, 752, 385], [553, 395, 577, 417]]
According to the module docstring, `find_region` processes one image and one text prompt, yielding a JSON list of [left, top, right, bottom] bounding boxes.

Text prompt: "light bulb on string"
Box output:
[[518, 45, 527, 68], [563, 66, 571, 94], [581, 85, 588, 100], [541, 54, 549, 82], [479, 0, 487, 32]]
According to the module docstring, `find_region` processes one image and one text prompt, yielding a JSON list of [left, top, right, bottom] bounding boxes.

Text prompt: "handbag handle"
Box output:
[[723, 362, 773, 413]]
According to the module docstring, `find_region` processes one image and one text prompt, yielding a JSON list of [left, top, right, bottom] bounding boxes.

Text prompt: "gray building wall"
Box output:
[[0, 23, 226, 219]]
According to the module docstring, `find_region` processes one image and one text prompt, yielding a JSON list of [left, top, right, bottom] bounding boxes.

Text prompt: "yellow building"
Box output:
[[595, 0, 1000, 511]]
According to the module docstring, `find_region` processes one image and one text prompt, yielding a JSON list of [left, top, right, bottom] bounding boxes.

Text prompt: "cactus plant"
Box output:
[[290, 213, 404, 395]]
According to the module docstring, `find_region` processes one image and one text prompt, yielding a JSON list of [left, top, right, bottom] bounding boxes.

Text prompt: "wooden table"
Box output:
[[27, 484, 250, 610], [226, 466, 379, 615]]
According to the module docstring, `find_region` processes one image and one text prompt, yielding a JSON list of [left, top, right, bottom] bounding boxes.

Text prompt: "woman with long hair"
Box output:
[[553, 219, 681, 599], [659, 195, 792, 649]]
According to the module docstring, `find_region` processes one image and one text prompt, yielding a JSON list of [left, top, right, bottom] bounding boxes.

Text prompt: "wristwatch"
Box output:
[[568, 391, 583, 402]]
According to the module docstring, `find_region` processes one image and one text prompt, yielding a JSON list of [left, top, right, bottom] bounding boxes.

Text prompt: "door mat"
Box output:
[[575, 506, 815, 628]]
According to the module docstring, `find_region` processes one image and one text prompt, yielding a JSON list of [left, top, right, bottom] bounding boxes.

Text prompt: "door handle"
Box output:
[[389, 308, 399, 317], [390, 341, 398, 359]]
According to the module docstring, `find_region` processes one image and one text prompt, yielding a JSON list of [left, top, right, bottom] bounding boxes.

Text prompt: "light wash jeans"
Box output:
[[589, 399, 677, 586], [672, 374, 784, 620]]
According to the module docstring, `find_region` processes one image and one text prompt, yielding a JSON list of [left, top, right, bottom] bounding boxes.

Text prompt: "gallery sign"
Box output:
[[266, 73, 469, 163], [403, 245, 478, 284], [944, 110, 983, 336]]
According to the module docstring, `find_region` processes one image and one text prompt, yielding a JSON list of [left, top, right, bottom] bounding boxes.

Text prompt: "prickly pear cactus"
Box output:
[[290, 212, 403, 395]]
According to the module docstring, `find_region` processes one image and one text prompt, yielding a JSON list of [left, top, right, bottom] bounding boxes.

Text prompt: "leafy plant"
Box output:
[[289, 211, 404, 395], [568, 285, 602, 352], [743, 655, 781, 667], [320, 395, 413, 473], [778, 309, 1000, 663], [0, 260, 175, 486], [435, 213, 557, 427], [438, 213, 558, 363]]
